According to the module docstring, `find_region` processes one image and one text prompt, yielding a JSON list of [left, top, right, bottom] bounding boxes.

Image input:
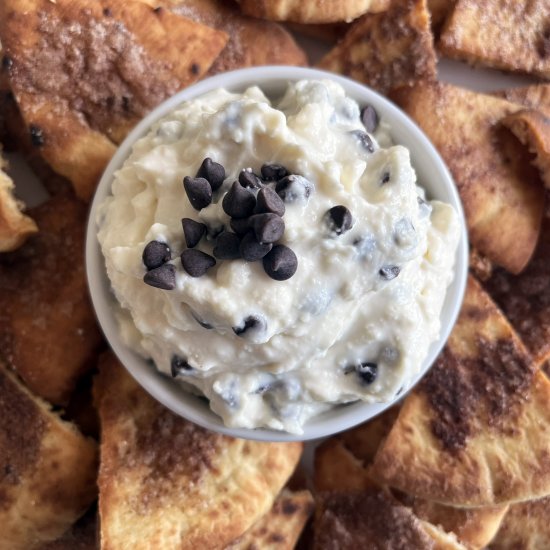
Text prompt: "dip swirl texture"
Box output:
[[98, 80, 460, 433]]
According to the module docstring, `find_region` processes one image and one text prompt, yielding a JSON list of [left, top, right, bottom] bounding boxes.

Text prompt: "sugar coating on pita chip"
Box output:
[[235, 0, 390, 24], [485, 217, 550, 366], [439, 0, 550, 79], [501, 109, 550, 190], [494, 83, 550, 119], [142, 0, 307, 74], [0, 0, 228, 201], [488, 495, 550, 550], [317, 0, 437, 95], [0, 194, 103, 405], [373, 276, 550, 507], [0, 363, 98, 549], [95, 352, 303, 550], [226, 489, 314, 550], [392, 81, 545, 274], [0, 149, 37, 251]]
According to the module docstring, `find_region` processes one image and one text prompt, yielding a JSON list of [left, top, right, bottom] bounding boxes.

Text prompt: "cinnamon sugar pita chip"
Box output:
[[0, 0, 228, 200], [317, 0, 437, 95], [439, 0, 550, 79], [494, 83, 550, 118], [392, 81, 545, 274], [373, 276, 550, 507]]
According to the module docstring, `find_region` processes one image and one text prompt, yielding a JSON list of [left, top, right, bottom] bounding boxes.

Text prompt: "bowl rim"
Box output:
[[86, 65, 469, 442]]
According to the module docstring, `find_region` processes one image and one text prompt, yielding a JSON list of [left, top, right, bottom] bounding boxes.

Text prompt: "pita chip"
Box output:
[[392, 81, 545, 274], [494, 83, 550, 119], [317, 0, 437, 95], [373, 276, 550, 507], [95, 352, 303, 550], [440, 0, 550, 79], [37, 508, 97, 550], [0, 364, 98, 549]]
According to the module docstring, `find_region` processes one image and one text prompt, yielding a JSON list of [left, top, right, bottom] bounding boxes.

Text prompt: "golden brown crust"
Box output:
[[226, 489, 314, 550], [0, 194, 103, 405], [0, 363, 98, 549], [0, 0, 228, 201], [235, 0, 391, 24], [317, 0, 437, 95], [392, 81, 545, 274], [95, 352, 303, 550], [0, 150, 38, 251], [439, 0, 550, 79], [373, 276, 550, 507]]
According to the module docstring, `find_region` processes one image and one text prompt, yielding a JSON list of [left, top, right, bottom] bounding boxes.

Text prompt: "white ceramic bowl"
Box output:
[[86, 66, 468, 442]]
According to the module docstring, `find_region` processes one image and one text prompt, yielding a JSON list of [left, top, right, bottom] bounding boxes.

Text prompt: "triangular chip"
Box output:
[[488, 496, 550, 550], [226, 489, 314, 550], [0, 363, 98, 549], [0, 148, 37, 251], [485, 217, 550, 366], [95, 352, 303, 549], [142, 0, 307, 73], [501, 109, 550, 189], [0, 194, 103, 405], [317, 0, 437, 95], [313, 488, 467, 549], [235, 0, 390, 24], [392, 81, 545, 274], [494, 83, 550, 118], [0, 0, 228, 200], [439, 0, 550, 79], [373, 276, 550, 507]]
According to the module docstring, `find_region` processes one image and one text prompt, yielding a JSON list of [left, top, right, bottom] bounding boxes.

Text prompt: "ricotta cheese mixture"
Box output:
[[98, 80, 460, 434]]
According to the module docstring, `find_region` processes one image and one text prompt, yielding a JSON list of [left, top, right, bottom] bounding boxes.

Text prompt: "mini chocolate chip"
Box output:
[[261, 163, 288, 181], [213, 231, 241, 260], [196, 158, 225, 191], [240, 231, 272, 261], [29, 125, 44, 147], [379, 265, 401, 280], [233, 315, 266, 337], [171, 355, 193, 377], [350, 130, 374, 153], [325, 205, 354, 236], [255, 187, 285, 216], [356, 362, 378, 384], [275, 175, 313, 203], [143, 264, 176, 290], [249, 213, 285, 244], [229, 217, 250, 236], [222, 181, 256, 218], [239, 170, 263, 189], [381, 172, 390, 184], [181, 218, 206, 248], [181, 249, 216, 277], [1, 56, 13, 71], [142, 240, 171, 270], [183, 176, 212, 210], [191, 62, 200, 74], [263, 245, 298, 281], [360, 105, 379, 133]]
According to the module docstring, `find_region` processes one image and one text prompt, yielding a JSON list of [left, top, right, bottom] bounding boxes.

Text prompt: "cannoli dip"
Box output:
[[98, 80, 460, 433]]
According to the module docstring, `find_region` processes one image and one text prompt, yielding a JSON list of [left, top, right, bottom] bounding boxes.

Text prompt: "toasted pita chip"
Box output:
[[315, 408, 508, 549], [142, 0, 307, 73], [0, 0, 227, 201], [0, 194, 103, 405], [439, 0, 550, 79], [235, 0, 390, 24], [37, 507, 97, 550], [0, 363, 98, 549], [485, 217, 550, 366], [392, 81, 545, 274], [317, 0, 437, 95], [501, 109, 550, 189], [95, 352, 303, 549], [488, 496, 550, 550], [226, 489, 314, 550], [313, 488, 467, 550], [0, 149, 37, 251], [373, 276, 550, 507], [494, 84, 550, 118]]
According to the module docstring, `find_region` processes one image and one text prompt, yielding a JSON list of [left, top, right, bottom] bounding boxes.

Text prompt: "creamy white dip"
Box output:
[[98, 80, 460, 434]]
